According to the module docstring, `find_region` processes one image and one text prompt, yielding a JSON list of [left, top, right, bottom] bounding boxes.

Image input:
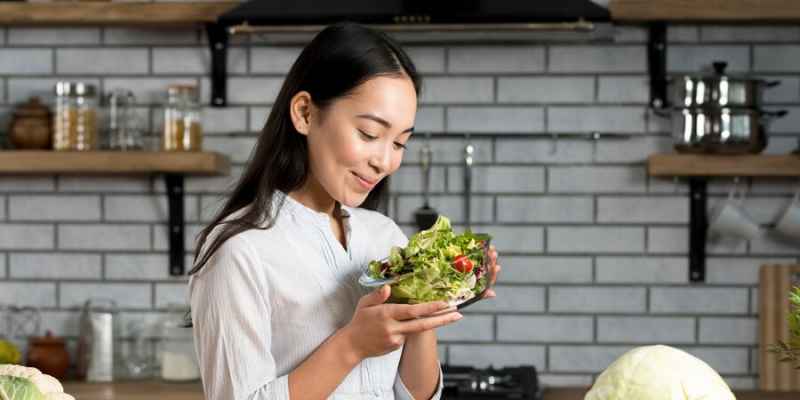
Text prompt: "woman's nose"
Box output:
[[368, 142, 393, 173]]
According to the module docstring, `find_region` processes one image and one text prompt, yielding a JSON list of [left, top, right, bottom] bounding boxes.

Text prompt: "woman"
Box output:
[[188, 22, 500, 400]]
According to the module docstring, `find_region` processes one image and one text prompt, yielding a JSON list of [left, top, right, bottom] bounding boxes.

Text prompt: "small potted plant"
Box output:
[[769, 287, 800, 369]]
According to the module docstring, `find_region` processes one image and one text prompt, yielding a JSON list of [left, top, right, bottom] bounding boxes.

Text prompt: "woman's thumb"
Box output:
[[360, 285, 390, 307]]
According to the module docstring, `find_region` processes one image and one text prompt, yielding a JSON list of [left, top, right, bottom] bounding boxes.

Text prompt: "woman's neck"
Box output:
[[288, 177, 338, 218]]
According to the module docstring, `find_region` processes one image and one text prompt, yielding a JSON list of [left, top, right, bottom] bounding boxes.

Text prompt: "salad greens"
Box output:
[[368, 215, 491, 304]]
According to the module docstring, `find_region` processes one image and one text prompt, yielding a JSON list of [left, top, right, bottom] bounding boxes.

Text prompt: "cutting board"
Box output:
[[760, 264, 800, 391]]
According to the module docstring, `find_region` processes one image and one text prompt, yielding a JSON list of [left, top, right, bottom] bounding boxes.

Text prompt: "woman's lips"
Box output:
[[352, 172, 377, 190]]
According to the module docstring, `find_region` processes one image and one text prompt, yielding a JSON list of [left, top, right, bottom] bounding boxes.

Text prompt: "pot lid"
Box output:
[[28, 330, 65, 345]]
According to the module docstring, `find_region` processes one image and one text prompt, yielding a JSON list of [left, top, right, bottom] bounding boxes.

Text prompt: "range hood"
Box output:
[[218, 0, 612, 42]]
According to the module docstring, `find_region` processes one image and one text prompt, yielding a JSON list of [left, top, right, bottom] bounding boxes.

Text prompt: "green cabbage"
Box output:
[[368, 215, 490, 304], [584, 345, 735, 400], [0, 376, 45, 400]]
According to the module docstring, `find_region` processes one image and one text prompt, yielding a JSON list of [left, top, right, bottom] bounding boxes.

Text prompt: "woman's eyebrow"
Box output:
[[356, 113, 414, 133]]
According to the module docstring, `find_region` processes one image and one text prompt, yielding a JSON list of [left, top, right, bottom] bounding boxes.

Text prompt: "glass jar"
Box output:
[[53, 81, 98, 151], [162, 84, 202, 152], [106, 88, 143, 151], [156, 304, 200, 382]]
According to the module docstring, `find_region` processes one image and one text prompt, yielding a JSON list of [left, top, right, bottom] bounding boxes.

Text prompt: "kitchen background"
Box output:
[[0, 0, 799, 391]]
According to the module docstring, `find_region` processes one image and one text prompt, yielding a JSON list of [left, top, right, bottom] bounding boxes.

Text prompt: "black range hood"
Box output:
[[219, 0, 611, 34]]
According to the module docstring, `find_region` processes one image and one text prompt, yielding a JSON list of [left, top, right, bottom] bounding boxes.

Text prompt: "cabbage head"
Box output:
[[0, 375, 45, 400], [584, 345, 736, 400]]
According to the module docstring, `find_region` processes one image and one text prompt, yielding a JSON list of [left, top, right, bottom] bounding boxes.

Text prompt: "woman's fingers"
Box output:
[[395, 311, 463, 334], [389, 301, 451, 321]]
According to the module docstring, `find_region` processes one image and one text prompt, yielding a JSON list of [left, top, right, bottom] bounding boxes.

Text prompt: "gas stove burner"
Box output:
[[442, 365, 542, 399]]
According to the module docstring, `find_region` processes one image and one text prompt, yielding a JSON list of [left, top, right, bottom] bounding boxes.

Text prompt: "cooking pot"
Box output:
[[672, 108, 786, 154], [670, 61, 780, 108]]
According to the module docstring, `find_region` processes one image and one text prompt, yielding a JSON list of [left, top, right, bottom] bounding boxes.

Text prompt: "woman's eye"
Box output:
[[393, 142, 407, 150], [359, 130, 377, 141]]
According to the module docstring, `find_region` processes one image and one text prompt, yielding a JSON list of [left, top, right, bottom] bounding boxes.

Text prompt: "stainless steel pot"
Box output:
[[672, 108, 786, 154], [670, 61, 780, 108]]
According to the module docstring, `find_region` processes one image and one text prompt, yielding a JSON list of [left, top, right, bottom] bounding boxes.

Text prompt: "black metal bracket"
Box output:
[[165, 174, 185, 276], [688, 178, 708, 282], [648, 22, 669, 109], [206, 23, 229, 107]]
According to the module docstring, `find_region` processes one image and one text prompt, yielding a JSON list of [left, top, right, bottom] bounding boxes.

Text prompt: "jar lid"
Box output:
[[55, 81, 97, 97], [29, 330, 65, 345], [167, 84, 198, 98], [13, 97, 50, 118]]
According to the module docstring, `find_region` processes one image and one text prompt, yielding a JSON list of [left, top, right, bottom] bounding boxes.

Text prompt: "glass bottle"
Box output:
[[53, 81, 98, 151], [162, 84, 202, 152]]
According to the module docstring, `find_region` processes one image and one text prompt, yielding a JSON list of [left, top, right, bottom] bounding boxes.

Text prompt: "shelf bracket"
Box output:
[[688, 178, 708, 282], [165, 174, 185, 276], [206, 23, 229, 107], [648, 22, 669, 109]]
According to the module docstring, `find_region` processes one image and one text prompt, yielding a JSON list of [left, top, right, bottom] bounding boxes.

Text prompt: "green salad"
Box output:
[[368, 215, 491, 305]]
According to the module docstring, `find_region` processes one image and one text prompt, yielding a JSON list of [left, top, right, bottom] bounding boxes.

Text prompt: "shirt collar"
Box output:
[[275, 190, 351, 226]]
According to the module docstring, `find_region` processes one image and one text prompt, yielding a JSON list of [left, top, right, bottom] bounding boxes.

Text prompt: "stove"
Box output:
[[442, 365, 542, 400]]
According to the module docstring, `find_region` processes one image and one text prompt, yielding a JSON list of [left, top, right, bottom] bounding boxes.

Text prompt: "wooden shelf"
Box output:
[[610, 0, 800, 22], [0, 2, 238, 26], [0, 151, 230, 175], [648, 154, 800, 177]]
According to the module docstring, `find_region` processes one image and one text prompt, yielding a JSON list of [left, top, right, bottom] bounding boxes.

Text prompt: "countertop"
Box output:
[[61, 381, 800, 399]]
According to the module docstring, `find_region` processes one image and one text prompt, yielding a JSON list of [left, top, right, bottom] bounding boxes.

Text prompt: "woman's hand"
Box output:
[[482, 245, 501, 299], [342, 285, 462, 360]]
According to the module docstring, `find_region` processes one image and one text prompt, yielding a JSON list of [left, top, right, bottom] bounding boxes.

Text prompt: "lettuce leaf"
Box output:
[[368, 215, 491, 304]]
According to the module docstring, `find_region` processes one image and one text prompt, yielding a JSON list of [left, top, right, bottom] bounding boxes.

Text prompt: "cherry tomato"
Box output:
[[452, 255, 474, 274]]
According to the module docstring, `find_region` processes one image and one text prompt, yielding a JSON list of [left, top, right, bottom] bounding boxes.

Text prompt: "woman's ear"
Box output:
[[289, 91, 313, 136]]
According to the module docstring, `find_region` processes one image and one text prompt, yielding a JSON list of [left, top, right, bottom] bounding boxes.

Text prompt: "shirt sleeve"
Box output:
[[393, 365, 444, 400], [189, 234, 290, 400]]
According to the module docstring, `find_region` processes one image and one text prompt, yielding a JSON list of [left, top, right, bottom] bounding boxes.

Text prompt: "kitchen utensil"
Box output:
[[760, 264, 800, 391], [671, 108, 786, 154], [27, 330, 70, 380], [464, 138, 474, 230], [9, 97, 52, 150], [76, 298, 118, 382], [670, 61, 780, 108], [708, 179, 762, 241], [106, 88, 143, 150], [775, 184, 800, 240], [414, 132, 438, 231]]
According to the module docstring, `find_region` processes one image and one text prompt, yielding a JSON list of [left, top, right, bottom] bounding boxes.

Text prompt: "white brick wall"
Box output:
[[549, 287, 646, 313], [9, 253, 101, 280], [8, 28, 100, 45], [0, 23, 798, 388]]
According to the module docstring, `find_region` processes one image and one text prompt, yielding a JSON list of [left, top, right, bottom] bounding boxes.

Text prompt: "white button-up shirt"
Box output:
[[189, 191, 443, 400]]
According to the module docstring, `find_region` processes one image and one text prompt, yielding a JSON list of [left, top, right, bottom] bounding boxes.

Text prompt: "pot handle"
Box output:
[[760, 109, 788, 123]]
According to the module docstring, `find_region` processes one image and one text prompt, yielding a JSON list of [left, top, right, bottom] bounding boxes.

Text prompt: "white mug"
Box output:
[[708, 181, 762, 241], [775, 188, 800, 240]]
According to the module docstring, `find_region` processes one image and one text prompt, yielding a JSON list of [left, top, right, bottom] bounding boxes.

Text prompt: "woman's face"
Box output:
[[302, 75, 417, 208]]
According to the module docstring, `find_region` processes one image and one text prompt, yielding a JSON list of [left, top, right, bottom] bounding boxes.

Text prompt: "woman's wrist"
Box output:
[[335, 325, 365, 366]]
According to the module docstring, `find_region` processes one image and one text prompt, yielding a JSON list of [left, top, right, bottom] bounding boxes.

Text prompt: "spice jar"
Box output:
[[53, 81, 98, 151], [162, 84, 202, 152], [106, 88, 143, 151], [156, 304, 200, 382], [27, 330, 70, 380], [9, 97, 52, 150]]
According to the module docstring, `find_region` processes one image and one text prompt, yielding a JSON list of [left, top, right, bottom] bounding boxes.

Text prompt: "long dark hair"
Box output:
[[189, 22, 421, 276]]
